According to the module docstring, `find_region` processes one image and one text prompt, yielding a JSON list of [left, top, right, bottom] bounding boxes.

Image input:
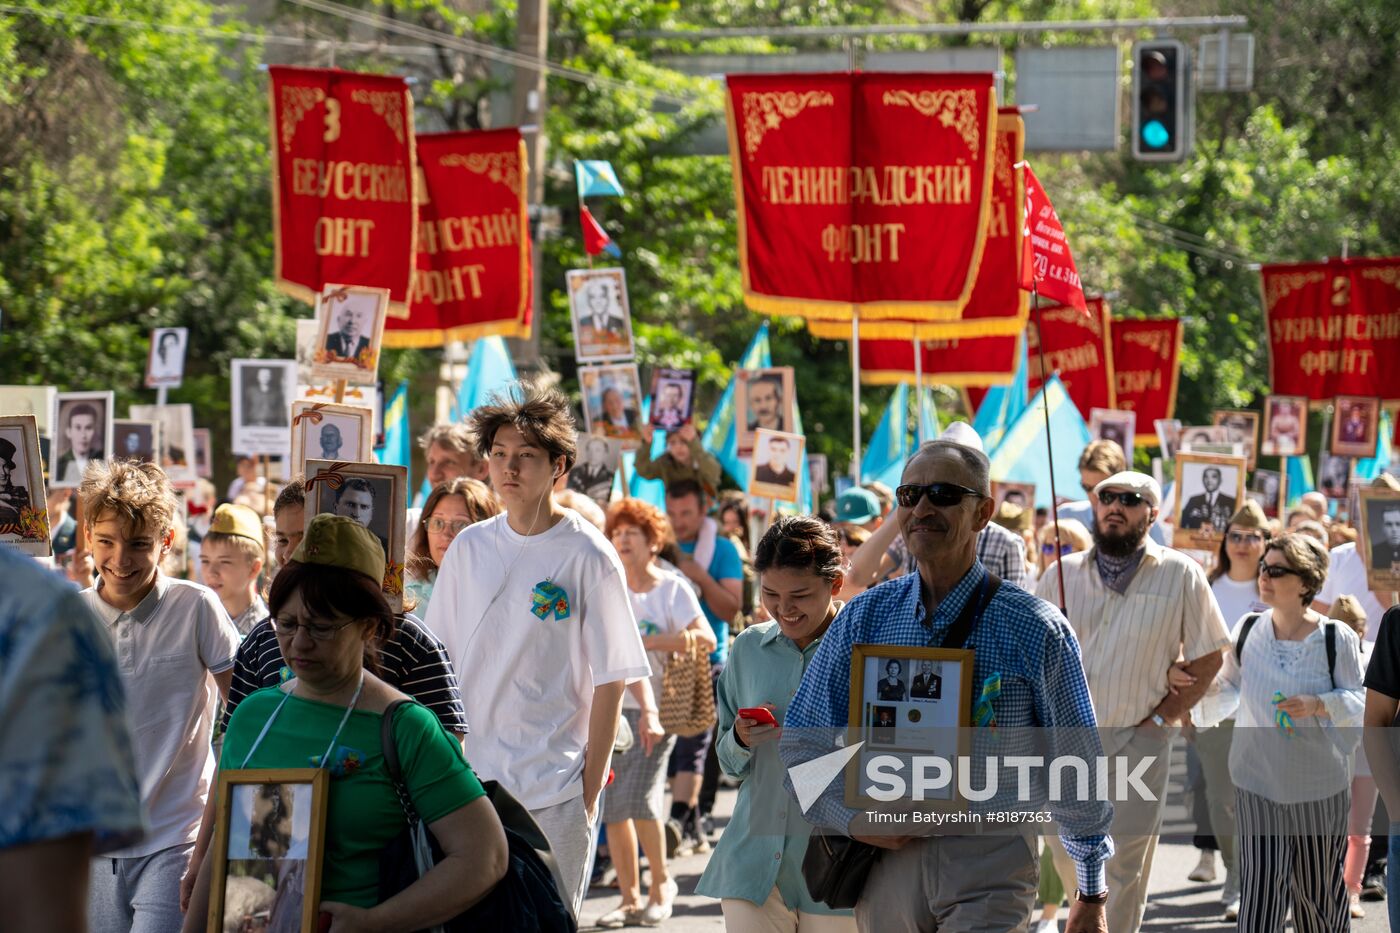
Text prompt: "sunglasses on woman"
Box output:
[[895, 482, 984, 509], [1257, 559, 1301, 579], [1041, 543, 1074, 556]]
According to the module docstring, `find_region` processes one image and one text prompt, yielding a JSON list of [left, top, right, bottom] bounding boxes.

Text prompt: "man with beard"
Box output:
[[1038, 471, 1230, 933]]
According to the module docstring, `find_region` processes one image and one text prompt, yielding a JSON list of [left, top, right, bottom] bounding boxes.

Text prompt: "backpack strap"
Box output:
[[939, 573, 1002, 651], [1234, 613, 1261, 664], [380, 699, 420, 823], [1325, 622, 1337, 691]]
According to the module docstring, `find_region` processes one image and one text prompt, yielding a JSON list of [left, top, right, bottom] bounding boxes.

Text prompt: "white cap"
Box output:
[[939, 421, 984, 453], [1092, 471, 1162, 508]]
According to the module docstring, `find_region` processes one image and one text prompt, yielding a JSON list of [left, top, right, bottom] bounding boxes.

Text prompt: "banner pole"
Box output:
[[912, 338, 923, 445], [851, 308, 862, 479], [1034, 287, 1068, 616]]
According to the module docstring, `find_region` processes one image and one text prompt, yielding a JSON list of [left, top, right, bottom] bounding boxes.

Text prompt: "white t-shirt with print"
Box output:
[[426, 509, 651, 810], [623, 570, 705, 711]]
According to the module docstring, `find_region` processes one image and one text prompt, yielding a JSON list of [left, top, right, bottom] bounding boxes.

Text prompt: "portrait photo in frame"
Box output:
[[1173, 451, 1248, 550], [208, 768, 328, 933], [567, 267, 635, 362], [112, 420, 158, 464], [51, 391, 115, 489], [1247, 469, 1286, 520], [1359, 487, 1400, 590], [991, 481, 1036, 513], [289, 402, 374, 479], [648, 367, 696, 432], [1318, 452, 1353, 500], [311, 284, 389, 385], [735, 367, 797, 454], [1332, 396, 1380, 458], [130, 404, 197, 485], [232, 359, 297, 457], [1261, 395, 1307, 458], [1213, 410, 1261, 470], [807, 453, 829, 496], [580, 363, 644, 450], [1153, 419, 1182, 459], [194, 429, 213, 479], [0, 415, 51, 556], [749, 428, 805, 503], [145, 327, 189, 389], [304, 459, 408, 612], [1089, 408, 1137, 459], [567, 432, 621, 509], [0, 385, 57, 438]]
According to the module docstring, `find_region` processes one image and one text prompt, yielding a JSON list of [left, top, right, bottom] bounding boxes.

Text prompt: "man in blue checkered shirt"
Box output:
[[783, 439, 1113, 932]]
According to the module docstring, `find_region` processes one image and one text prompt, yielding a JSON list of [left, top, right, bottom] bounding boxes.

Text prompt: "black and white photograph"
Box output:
[[648, 367, 696, 432], [580, 363, 644, 450], [850, 646, 970, 772], [909, 659, 944, 701], [1261, 395, 1306, 458], [311, 284, 389, 384], [991, 481, 1036, 512], [51, 391, 114, 489], [194, 428, 213, 479], [305, 460, 407, 612], [736, 367, 797, 454], [748, 428, 805, 503], [0, 415, 49, 556], [144, 327, 189, 389], [1359, 487, 1400, 589], [1154, 418, 1182, 459], [1247, 469, 1286, 519], [1331, 395, 1381, 458], [869, 705, 899, 746], [232, 359, 296, 457], [1179, 424, 1239, 457], [1089, 408, 1137, 457], [289, 402, 373, 479], [1213, 409, 1261, 470], [295, 318, 320, 387], [113, 420, 157, 464], [807, 453, 829, 496], [1319, 452, 1353, 500], [567, 267, 635, 362], [130, 403, 197, 485], [1172, 452, 1248, 549], [0, 385, 57, 437], [566, 432, 621, 508]]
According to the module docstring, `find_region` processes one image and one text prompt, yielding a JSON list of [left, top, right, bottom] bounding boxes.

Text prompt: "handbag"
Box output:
[[376, 701, 577, 933], [658, 628, 717, 737]]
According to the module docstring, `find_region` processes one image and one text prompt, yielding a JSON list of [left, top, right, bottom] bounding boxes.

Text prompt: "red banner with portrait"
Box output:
[[1027, 297, 1115, 418], [1110, 318, 1184, 445], [726, 72, 998, 323], [383, 129, 532, 348], [268, 66, 417, 313], [1262, 257, 1400, 404]]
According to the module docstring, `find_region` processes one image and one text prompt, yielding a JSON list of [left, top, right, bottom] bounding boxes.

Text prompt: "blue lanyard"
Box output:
[[241, 674, 365, 770]]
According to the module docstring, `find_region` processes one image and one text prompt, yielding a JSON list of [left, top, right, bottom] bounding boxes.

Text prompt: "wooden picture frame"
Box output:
[[304, 460, 408, 612], [208, 768, 329, 933], [1331, 395, 1380, 458], [736, 367, 797, 454], [1247, 468, 1286, 520], [1212, 410, 1260, 470], [311, 284, 389, 385], [1359, 487, 1400, 590], [289, 402, 374, 479], [847, 644, 973, 810], [567, 431, 621, 509], [580, 362, 644, 451], [1261, 395, 1307, 458], [145, 327, 189, 389], [749, 428, 805, 503], [1172, 451, 1248, 550], [1088, 408, 1136, 459], [0, 415, 51, 556], [648, 367, 696, 432], [51, 391, 116, 489], [567, 267, 636, 363]]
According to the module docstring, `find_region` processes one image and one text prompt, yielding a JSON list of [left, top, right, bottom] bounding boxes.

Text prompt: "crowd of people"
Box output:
[[10, 379, 1400, 933]]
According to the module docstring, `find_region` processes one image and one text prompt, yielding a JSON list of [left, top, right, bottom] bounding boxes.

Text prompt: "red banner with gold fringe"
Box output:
[[1110, 318, 1184, 445], [1027, 297, 1115, 418]]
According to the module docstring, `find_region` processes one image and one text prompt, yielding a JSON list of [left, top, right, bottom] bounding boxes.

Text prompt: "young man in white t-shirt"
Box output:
[[426, 382, 650, 917]]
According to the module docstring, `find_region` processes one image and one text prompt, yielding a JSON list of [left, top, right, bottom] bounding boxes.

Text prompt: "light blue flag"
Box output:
[[378, 381, 412, 488], [971, 337, 1028, 452], [575, 160, 625, 199], [1285, 455, 1315, 508], [703, 323, 772, 487], [861, 384, 910, 489], [917, 386, 941, 446], [1353, 410, 1392, 483], [986, 374, 1091, 509], [452, 336, 518, 421], [628, 396, 667, 508]]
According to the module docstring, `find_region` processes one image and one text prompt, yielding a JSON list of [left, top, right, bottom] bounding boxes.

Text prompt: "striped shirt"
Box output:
[[222, 613, 468, 735], [1036, 538, 1231, 739]]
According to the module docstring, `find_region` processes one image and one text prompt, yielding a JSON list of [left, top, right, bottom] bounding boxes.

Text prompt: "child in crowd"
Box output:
[[198, 502, 267, 635], [635, 421, 722, 496]]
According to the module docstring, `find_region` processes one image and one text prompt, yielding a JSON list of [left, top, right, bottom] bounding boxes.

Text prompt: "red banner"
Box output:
[[268, 66, 417, 313], [383, 129, 532, 348], [1018, 164, 1087, 314], [726, 72, 998, 322], [1262, 257, 1400, 404], [1110, 318, 1184, 444], [859, 333, 1021, 387], [1027, 297, 1115, 418]]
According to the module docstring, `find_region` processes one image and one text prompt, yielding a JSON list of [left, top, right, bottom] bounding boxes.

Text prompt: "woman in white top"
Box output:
[[1194, 532, 1365, 933], [1207, 501, 1270, 626]]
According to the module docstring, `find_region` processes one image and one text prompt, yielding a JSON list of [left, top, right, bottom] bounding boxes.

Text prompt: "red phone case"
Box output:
[[738, 707, 777, 726]]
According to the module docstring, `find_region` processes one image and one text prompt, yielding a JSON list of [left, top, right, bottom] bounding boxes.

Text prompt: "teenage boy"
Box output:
[[426, 381, 651, 917], [77, 460, 240, 933], [198, 503, 267, 635]]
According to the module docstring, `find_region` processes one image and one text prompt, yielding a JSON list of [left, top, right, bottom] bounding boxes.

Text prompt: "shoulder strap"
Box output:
[[940, 573, 1002, 651], [1326, 622, 1337, 691], [1234, 614, 1261, 663], [380, 699, 420, 823]]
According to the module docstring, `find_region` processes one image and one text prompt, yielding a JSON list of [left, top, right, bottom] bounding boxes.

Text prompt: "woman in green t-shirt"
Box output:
[[183, 515, 508, 932]]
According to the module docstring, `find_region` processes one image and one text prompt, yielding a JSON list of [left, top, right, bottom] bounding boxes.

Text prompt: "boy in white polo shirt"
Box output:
[[78, 460, 240, 933], [426, 381, 650, 917]]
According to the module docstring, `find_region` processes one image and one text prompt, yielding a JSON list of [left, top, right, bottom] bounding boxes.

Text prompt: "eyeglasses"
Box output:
[[1228, 531, 1265, 545], [271, 617, 357, 641], [895, 483, 984, 509], [1041, 543, 1075, 556], [1257, 560, 1302, 580], [427, 517, 473, 537], [1096, 490, 1147, 507]]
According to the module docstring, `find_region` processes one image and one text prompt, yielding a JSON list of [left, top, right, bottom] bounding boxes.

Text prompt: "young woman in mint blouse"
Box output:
[[697, 515, 857, 932]]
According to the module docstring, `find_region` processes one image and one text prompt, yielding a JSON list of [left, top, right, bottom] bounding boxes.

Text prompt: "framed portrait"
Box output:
[[295, 318, 320, 388], [1261, 395, 1307, 458], [194, 429, 213, 480], [232, 359, 297, 457], [289, 402, 373, 480], [735, 367, 797, 454], [1246, 469, 1286, 519], [0, 416, 50, 556], [1213, 410, 1261, 470], [311, 284, 389, 385], [648, 367, 696, 432], [130, 404, 197, 485], [566, 431, 622, 508], [1318, 452, 1353, 500], [1089, 408, 1137, 458], [1332, 396, 1380, 458], [567, 267, 635, 362], [1358, 487, 1400, 590], [749, 428, 805, 503], [1153, 418, 1182, 459], [144, 327, 189, 389], [51, 391, 115, 489], [1172, 452, 1248, 550], [112, 420, 158, 464], [846, 644, 973, 810], [208, 768, 329, 933], [807, 453, 829, 496], [304, 460, 408, 611], [580, 363, 644, 450], [298, 382, 381, 445], [0, 385, 57, 437], [991, 481, 1036, 512]]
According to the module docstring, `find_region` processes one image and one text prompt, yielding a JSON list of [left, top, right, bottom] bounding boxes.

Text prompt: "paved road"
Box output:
[[581, 742, 1389, 931]]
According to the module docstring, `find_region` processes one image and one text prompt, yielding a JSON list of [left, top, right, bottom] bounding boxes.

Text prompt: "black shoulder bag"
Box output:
[[377, 700, 577, 933], [802, 573, 1003, 910]]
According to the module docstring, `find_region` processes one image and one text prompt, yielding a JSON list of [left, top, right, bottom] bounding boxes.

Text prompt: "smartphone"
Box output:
[[738, 706, 778, 726]]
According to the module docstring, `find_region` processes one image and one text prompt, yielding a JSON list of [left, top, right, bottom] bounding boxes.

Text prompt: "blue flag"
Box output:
[[1353, 410, 1393, 483], [703, 323, 772, 487], [917, 385, 941, 447], [453, 336, 518, 421], [987, 374, 1091, 509], [862, 384, 910, 490], [627, 396, 668, 509], [378, 381, 412, 487], [971, 337, 1028, 452], [1285, 455, 1315, 509], [575, 160, 625, 199]]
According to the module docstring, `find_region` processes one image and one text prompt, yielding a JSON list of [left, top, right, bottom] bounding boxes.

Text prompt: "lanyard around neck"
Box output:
[[241, 673, 365, 770]]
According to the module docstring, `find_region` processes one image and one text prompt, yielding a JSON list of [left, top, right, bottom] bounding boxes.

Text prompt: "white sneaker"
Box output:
[[1223, 897, 1240, 922], [640, 879, 679, 927], [1221, 871, 1239, 905], [1351, 892, 1367, 919], [1033, 920, 1061, 933], [1189, 849, 1218, 883]]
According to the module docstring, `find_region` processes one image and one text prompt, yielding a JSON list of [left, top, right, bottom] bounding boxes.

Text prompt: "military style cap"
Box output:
[[209, 503, 264, 544], [1228, 500, 1268, 531], [292, 513, 385, 584]]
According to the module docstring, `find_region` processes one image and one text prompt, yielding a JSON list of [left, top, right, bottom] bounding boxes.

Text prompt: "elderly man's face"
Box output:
[[584, 439, 608, 465], [320, 424, 342, 453], [749, 381, 780, 420], [660, 385, 682, 408], [586, 283, 609, 314], [1203, 468, 1222, 492], [897, 448, 992, 565], [339, 307, 360, 337]]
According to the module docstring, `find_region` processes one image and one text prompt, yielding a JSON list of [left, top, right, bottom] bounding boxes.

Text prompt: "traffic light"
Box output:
[[1131, 39, 1192, 161]]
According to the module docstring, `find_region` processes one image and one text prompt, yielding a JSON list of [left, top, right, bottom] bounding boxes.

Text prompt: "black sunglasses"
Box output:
[[896, 483, 985, 509], [1097, 490, 1147, 507], [1258, 560, 1301, 579]]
